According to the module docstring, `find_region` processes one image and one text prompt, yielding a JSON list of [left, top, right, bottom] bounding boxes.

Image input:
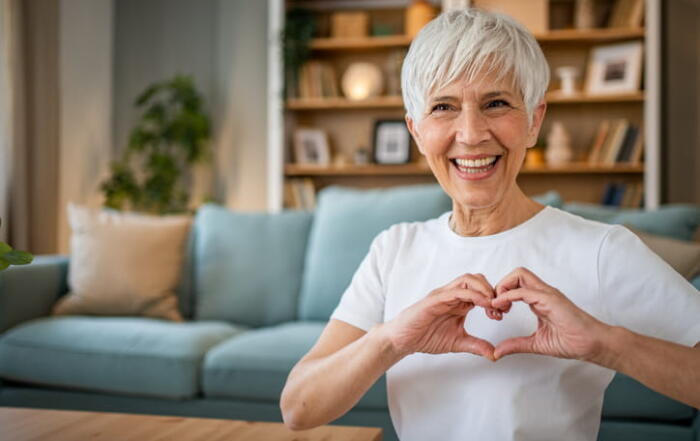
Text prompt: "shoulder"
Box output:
[[371, 212, 449, 255]]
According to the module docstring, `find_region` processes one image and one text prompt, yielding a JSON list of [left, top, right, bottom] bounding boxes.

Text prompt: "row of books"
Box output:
[[608, 0, 644, 28], [297, 61, 339, 99], [284, 178, 316, 210], [587, 119, 643, 166], [601, 182, 644, 208]]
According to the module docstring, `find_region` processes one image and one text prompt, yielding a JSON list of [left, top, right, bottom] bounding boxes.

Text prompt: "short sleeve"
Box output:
[[598, 225, 700, 347], [330, 232, 388, 332]]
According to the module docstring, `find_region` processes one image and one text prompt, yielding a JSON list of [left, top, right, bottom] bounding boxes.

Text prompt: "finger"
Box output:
[[440, 287, 494, 311], [486, 308, 502, 321], [491, 287, 546, 310], [453, 334, 496, 361], [472, 273, 503, 318], [495, 266, 549, 295], [447, 273, 495, 298], [494, 335, 535, 360]]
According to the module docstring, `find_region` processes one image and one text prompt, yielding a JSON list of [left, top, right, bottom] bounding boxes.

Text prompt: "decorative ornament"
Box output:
[[546, 122, 574, 166], [555, 66, 580, 96], [341, 62, 384, 100], [406, 0, 437, 38]]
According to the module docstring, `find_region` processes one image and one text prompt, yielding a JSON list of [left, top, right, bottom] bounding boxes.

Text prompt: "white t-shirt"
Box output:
[[331, 206, 700, 441]]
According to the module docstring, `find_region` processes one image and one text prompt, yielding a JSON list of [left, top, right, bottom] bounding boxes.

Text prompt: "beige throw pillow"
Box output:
[[628, 226, 700, 280], [52, 204, 192, 321]]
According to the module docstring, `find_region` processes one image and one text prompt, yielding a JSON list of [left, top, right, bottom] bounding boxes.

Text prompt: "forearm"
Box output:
[[594, 326, 700, 409], [281, 323, 402, 429]]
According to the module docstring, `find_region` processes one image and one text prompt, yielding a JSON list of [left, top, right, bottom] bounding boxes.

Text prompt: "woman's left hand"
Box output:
[[491, 267, 611, 361]]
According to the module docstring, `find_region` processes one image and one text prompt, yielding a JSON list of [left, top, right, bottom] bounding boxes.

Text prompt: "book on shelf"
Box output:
[[284, 178, 316, 210], [607, 0, 645, 28], [600, 181, 644, 208], [298, 61, 339, 100], [586, 119, 643, 166]]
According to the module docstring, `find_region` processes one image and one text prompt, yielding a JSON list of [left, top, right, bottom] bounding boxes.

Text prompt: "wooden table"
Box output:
[[0, 407, 382, 441]]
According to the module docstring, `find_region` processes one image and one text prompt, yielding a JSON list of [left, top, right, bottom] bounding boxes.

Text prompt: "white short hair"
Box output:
[[401, 9, 550, 124]]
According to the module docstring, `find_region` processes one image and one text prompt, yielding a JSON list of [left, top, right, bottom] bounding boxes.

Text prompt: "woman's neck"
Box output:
[[450, 187, 544, 237]]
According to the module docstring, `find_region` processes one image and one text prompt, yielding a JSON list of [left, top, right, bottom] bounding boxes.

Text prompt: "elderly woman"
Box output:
[[280, 9, 700, 441]]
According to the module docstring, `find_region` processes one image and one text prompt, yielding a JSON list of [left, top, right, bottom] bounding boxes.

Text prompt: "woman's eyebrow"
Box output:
[[429, 95, 459, 103], [482, 91, 513, 99]]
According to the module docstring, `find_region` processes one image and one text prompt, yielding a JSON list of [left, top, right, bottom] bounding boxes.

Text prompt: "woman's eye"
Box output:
[[431, 103, 452, 112], [486, 99, 510, 109]]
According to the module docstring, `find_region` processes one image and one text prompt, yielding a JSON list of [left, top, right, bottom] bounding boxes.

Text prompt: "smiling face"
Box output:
[[406, 72, 546, 211]]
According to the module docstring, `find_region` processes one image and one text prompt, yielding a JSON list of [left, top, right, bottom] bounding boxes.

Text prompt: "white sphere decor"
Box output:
[[341, 62, 384, 100]]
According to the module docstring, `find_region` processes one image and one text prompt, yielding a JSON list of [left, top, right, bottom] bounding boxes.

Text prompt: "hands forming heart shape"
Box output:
[[384, 267, 609, 363]]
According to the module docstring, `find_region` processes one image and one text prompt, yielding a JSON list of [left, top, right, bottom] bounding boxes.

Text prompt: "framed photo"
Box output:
[[373, 120, 411, 164], [585, 42, 643, 95], [293, 128, 330, 165]]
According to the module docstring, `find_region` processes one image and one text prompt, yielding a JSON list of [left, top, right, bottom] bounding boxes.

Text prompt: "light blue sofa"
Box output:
[[1, 184, 699, 441]]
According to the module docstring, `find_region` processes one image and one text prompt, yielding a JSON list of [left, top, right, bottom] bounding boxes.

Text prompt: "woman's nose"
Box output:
[[455, 109, 490, 146]]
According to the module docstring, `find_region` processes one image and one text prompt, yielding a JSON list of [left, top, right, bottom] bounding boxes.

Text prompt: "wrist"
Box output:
[[369, 323, 410, 364], [587, 324, 633, 370]]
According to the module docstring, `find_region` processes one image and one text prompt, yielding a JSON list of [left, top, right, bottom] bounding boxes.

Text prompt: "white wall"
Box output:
[[213, 0, 268, 210], [58, 0, 113, 253], [113, 0, 269, 212]]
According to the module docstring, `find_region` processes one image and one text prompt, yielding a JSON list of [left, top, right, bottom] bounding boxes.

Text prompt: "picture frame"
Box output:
[[293, 128, 331, 165], [373, 120, 411, 164], [585, 41, 643, 95]]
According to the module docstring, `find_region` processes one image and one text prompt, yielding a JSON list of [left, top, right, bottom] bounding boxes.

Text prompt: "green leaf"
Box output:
[[2, 250, 33, 265], [0, 259, 9, 271], [0, 242, 12, 254]]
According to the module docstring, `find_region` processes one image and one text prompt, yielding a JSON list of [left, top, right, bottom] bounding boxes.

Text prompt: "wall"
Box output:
[[57, 0, 113, 253], [113, 0, 269, 212], [664, 0, 700, 205]]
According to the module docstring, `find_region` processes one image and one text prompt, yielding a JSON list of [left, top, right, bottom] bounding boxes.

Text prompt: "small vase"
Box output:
[[546, 122, 573, 166]]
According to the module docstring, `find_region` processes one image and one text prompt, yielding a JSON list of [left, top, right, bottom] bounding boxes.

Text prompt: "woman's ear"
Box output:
[[405, 114, 425, 154], [526, 101, 547, 148]]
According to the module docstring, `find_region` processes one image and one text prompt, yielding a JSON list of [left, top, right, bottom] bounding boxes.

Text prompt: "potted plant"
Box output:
[[0, 218, 33, 271], [100, 74, 211, 214]]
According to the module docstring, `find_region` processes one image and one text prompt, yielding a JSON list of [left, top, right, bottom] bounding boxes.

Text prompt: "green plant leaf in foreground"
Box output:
[[0, 242, 11, 255], [2, 250, 33, 265]]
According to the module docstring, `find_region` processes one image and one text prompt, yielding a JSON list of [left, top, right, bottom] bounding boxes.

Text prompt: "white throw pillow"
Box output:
[[628, 226, 700, 280], [52, 204, 191, 321]]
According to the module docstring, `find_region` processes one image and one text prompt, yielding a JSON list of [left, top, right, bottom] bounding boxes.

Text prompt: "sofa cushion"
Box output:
[[298, 185, 452, 321], [193, 204, 312, 327], [562, 203, 700, 241], [202, 321, 388, 409], [0, 317, 240, 399], [603, 373, 696, 421]]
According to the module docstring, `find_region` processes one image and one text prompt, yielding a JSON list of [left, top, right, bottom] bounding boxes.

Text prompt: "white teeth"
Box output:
[[454, 156, 498, 168]]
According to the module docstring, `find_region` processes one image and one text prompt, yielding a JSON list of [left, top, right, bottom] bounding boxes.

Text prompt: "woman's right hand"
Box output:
[[380, 273, 499, 361]]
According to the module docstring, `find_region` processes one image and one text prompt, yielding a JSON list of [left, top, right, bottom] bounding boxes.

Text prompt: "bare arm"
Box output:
[[280, 273, 498, 430], [280, 320, 400, 430], [492, 267, 700, 409], [594, 329, 700, 408]]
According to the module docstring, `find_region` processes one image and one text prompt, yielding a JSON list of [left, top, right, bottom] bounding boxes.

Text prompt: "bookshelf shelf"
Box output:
[[310, 35, 412, 50], [285, 163, 644, 177], [307, 28, 645, 52], [534, 27, 645, 43], [286, 92, 644, 111], [286, 96, 404, 110], [545, 91, 645, 103]]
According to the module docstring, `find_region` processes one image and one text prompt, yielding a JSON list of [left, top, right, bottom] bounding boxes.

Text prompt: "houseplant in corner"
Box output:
[[100, 74, 211, 214], [0, 218, 33, 271]]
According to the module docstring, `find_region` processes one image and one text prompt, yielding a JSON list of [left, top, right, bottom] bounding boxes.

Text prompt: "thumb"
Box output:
[[453, 335, 495, 361], [494, 336, 534, 360]]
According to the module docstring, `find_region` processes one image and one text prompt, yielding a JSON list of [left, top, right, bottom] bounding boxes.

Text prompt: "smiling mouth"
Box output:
[[451, 155, 502, 174]]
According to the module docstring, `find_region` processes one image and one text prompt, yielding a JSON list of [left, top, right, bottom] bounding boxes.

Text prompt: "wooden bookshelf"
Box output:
[[285, 163, 644, 177], [269, 0, 661, 209], [307, 28, 645, 52]]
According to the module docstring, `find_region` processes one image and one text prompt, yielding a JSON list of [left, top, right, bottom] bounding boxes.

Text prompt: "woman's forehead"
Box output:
[[428, 73, 519, 99]]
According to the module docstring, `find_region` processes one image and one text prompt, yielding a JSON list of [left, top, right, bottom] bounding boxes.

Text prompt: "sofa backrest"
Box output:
[[189, 204, 312, 327], [297, 185, 452, 322]]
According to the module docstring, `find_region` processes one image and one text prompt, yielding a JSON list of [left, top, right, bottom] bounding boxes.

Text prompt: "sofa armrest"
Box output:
[[0, 255, 69, 333]]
